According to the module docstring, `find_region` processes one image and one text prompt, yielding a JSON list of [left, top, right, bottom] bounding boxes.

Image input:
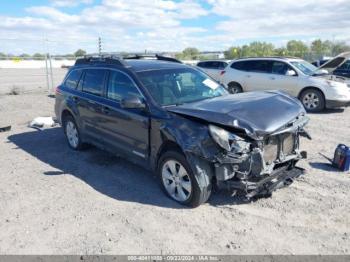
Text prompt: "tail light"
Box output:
[[220, 70, 226, 76], [55, 86, 61, 94]]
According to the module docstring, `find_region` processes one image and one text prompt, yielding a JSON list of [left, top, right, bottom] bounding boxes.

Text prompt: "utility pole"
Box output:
[[98, 37, 102, 55]]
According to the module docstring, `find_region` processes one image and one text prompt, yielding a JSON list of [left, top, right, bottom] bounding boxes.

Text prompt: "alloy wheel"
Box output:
[[161, 160, 192, 202], [302, 92, 320, 110], [65, 121, 79, 148]]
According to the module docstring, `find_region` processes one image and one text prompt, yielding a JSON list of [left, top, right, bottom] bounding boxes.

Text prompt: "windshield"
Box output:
[[290, 60, 318, 75], [136, 68, 228, 106]]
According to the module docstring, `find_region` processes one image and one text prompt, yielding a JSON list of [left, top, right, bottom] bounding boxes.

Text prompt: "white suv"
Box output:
[[220, 54, 350, 112]]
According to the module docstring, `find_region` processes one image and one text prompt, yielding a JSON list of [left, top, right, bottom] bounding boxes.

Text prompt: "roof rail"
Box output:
[[124, 54, 182, 64], [236, 56, 301, 60], [75, 54, 127, 66]]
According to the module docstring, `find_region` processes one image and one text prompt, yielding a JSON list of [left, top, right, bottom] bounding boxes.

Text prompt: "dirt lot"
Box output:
[[0, 68, 67, 95], [0, 92, 349, 255]]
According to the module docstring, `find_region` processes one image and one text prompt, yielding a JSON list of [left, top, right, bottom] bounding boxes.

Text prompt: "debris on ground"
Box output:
[[29, 116, 56, 129], [0, 125, 11, 132]]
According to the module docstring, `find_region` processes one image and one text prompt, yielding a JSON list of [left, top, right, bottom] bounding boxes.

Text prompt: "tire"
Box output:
[[157, 150, 212, 207], [300, 89, 325, 112], [63, 115, 84, 150], [228, 82, 243, 94]]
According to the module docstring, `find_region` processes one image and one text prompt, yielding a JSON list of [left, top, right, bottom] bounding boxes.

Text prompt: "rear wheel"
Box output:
[[63, 115, 84, 150], [157, 150, 212, 207], [300, 89, 325, 112], [228, 82, 243, 94]]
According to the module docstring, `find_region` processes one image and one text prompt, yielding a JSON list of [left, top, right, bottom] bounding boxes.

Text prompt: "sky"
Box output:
[[0, 0, 349, 54]]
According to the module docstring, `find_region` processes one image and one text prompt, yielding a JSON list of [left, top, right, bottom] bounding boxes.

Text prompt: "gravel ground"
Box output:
[[0, 92, 349, 255]]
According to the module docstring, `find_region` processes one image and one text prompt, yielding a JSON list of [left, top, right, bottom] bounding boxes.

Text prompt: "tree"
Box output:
[[286, 40, 309, 58], [311, 39, 332, 59], [176, 47, 200, 60], [0, 52, 6, 60], [19, 53, 31, 58], [224, 46, 240, 59], [74, 49, 87, 57], [33, 53, 46, 60], [331, 41, 350, 56]]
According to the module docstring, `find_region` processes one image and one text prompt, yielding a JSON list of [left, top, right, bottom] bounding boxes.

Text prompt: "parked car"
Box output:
[[55, 54, 309, 207], [196, 60, 229, 81], [333, 60, 350, 78], [220, 53, 350, 112]]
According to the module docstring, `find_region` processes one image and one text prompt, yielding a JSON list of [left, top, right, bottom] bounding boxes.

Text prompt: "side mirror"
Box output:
[[286, 70, 297, 76], [120, 95, 146, 109]]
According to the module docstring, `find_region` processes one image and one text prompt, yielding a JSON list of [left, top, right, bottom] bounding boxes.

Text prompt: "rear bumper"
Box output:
[[326, 99, 350, 108], [217, 165, 305, 199]]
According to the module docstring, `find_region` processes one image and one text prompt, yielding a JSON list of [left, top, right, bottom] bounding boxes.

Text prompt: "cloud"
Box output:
[[50, 0, 93, 7], [208, 0, 350, 39], [0, 0, 349, 54]]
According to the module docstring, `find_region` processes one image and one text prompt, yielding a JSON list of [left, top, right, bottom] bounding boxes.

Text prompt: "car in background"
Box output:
[[55, 54, 309, 207], [220, 53, 350, 112], [196, 60, 230, 81], [333, 60, 350, 78], [313, 58, 350, 79]]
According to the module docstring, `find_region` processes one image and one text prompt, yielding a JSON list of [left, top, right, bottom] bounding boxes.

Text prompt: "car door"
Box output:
[[241, 60, 273, 91], [98, 69, 149, 162], [268, 61, 299, 96], [77, 68, 108, 142]]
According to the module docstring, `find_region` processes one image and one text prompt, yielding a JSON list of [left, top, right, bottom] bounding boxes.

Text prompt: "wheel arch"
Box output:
[[298, 86, 325, 100], [227, 81, 243, 91], [61, 109, 74, 123], [155, 140, 184, 169]]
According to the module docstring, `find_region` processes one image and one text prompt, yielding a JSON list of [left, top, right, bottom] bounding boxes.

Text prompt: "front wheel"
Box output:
[[300, 89, 325, 112], [157, 151, 212, 207]]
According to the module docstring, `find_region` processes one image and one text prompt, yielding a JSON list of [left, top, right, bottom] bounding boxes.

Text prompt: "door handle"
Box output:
[[102, 106, 110, 114], [246, 75, 251, 78], [269, 77, 275, 80], [72, 96, 79, 102]]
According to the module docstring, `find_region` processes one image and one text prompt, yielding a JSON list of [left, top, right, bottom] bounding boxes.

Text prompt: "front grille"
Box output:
[[282, 133, 295, 155], [263, 133, 296, 164], [264, 136, 279, 164]]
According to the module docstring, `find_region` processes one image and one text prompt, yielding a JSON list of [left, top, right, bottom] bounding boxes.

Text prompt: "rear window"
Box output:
[[82, 69, 107, 96], [197, 62, 207, 68], [198, 61, 227, 69], [65, 69, 82, 89]]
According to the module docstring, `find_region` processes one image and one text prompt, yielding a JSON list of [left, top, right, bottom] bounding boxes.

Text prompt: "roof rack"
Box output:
[[75, 54, 127, 66], [124, 54, 182, 64], [74, 53, 182, 66]]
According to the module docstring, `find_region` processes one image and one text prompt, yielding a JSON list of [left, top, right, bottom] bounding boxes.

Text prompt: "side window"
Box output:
[[65, 70, 82, 89], [231, 61, 248, 71], [220, 62, 228, 69], [107, 70, 141, 101], [246, 60, 272, 73], [197, 62, 206, 68], [210, 62, 220, 69], [82, 69, 107, 96], [271, 61, 294, 75]]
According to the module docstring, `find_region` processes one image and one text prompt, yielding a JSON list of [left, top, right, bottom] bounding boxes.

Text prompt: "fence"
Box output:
[[0, 56, 76, 95]]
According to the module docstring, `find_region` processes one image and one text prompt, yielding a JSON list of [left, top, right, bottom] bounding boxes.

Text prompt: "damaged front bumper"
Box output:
[[217, 164, 305, 199], [210, 129, 309, 198]]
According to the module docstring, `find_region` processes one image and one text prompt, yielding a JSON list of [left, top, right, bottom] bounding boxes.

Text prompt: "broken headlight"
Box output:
[[209, 125, 250, 152]]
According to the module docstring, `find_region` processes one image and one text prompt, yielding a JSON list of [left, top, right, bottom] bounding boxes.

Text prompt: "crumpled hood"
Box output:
[[166, 91, 307, 139]]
